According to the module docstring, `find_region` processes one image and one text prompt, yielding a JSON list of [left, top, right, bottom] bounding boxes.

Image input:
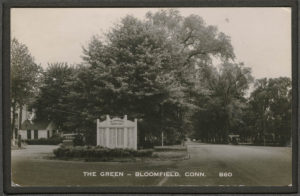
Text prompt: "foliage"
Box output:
[[28, 9, 291, 147], [192, 62, 253, 143], [11, 38, 42, 136], [53, 146, 153, 159], [66, 10, 235, 145], [25, 137, 63, 145], [30, 62, 75, 130], [73, 134, 85, 146], [154, 145, 186, 151], [11, 38, 42, 106], [246, 77, 291, 145]]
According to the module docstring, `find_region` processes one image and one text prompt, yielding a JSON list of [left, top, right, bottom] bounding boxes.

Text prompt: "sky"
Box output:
[[11, 8, 291, 79]]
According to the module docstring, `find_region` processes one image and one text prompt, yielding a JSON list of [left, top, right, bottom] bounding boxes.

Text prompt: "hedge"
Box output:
[[26, 137, 63, 145], [53, 146, 153, 159], [154, 145, 187, 151]]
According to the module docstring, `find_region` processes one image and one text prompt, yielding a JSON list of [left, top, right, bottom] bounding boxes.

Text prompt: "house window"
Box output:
[[34, 130, 38, 139], [27, 130, 31, 139], [47, 130, 50, 138]]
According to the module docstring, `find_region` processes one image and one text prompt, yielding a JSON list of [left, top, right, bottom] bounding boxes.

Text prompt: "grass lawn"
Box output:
[[11, 144, 292, 187], [12, 145, 187, 186]]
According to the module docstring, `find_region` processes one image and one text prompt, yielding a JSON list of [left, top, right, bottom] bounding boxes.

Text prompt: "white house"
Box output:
[[97, 115, 137, 150], [11, 105, 33, 145], [19, 120, 58, 140]]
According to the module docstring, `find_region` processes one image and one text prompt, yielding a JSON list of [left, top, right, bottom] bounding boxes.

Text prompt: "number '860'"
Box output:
[[219, 172, 232, 177]]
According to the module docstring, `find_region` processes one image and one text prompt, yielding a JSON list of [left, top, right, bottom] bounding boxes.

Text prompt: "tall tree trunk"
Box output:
[[18, 105, 23, 129], [17, 105, 23, 148], [11, 101, 17, 146]]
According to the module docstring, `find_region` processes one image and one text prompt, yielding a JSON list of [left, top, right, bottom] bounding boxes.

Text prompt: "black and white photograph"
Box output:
[[9, 7, 294, 189]]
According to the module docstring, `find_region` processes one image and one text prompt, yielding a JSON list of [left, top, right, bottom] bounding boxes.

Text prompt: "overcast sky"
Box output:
[[11, 8, 291, 79]]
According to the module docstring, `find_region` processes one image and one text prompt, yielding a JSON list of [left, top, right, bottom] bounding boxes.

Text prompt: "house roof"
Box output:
[[20, 120, 55, 130]]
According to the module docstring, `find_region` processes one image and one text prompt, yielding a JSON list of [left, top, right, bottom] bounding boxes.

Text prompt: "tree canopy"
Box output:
[[11, 38, 41, 107], [11, 38, 41, 135], [31, 62, 75, 128], [246, 77, 291, 145], [26, 9, 292, 147]]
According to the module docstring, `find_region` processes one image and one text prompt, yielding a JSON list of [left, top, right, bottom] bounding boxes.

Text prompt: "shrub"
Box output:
[[139, 140, 154, 149], [135, 149, 154, 157], [154, 145, 186, 151], [53, 146, 153, 159], [26, 137, 63, 145], [73, 134, 84, 146]]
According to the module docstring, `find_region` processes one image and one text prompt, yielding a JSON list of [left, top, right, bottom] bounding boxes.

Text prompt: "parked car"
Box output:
[[228, 134, 240, 145]]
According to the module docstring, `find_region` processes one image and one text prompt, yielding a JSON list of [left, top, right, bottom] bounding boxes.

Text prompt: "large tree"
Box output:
[[31, 62, 75, 130], [192, 62, 253, 143], [77, 10, 235, 145], [31, 10, 236, 145], [248, 77, 291, 145], [11, 38, 41, 141]]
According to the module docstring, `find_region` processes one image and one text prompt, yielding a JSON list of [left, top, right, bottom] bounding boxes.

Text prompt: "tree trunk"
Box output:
[[18, 105, 23, 148], [11, 101, 17, 146], [18, 105, 23, 129]]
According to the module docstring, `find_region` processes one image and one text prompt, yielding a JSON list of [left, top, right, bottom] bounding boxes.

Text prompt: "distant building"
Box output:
[[11, 105, 33, 145], [13, 105, 32, 128], [19, 120, 58, 140]]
